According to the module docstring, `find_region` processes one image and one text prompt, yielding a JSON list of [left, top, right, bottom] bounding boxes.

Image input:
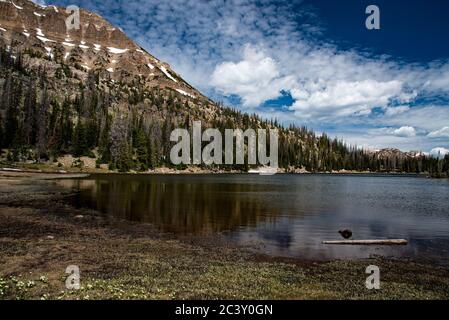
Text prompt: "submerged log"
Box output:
[[322, 239, 408, 245]]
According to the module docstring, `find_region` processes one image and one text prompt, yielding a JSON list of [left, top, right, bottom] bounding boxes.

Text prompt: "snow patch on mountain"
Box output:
[[176, 89, 195, 98], [36, 28, 44, 36], [11, 1, 23, 10], [44, 47, 53, 59], [159, 66, 177, 82], [37, 35, 55, 43], [107, 47, 128, 54]]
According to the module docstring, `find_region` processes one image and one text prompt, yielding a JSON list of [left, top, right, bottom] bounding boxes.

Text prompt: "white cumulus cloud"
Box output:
[[211, 45, 295, 107], [393, 126, 416, 137], [384, 105, 410, 116], [430, 147, 449, 158], [428, 126, 449, 138], [289, 80, 403, 121]]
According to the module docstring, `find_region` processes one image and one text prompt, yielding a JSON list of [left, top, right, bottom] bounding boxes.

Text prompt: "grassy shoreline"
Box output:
[[1, 172, 448, 300], [0, 162, 432, 178]]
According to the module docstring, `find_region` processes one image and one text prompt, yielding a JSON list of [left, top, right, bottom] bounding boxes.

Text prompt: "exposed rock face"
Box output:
[[0, 1, 18, 21], [97, 26, 109, 42], [42, 13, 67, 36], [110, 28, 134, 48], [370, 148, 425, 160], [0, 0, 201, 99], [84, 23, 98, 42]]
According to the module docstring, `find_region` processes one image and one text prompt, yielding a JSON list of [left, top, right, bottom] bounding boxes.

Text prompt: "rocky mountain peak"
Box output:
[[0, 0, 201, 100]]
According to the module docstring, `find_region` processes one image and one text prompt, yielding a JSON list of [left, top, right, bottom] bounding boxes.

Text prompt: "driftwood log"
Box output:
[[322, 239, 408, 245]]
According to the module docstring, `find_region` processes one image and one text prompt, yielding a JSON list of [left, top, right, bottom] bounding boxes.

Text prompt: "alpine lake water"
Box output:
[[56, 174, 449, 264]]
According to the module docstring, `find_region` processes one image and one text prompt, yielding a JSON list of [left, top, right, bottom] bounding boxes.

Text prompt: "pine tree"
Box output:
[[72, 118, 88, 157], [60, 97, 73, 151], [36, 88, 49, 159], [109, 115, 132, 172], [0, 116, 4, 150], [23, 78, 37, 145], [47, 100, 63, 156], [1, 74, 17, 147], [134, 119, 149, 171]]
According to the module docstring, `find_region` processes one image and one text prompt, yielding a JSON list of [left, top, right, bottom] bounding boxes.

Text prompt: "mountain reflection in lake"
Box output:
[[57, 174, 449, 263]]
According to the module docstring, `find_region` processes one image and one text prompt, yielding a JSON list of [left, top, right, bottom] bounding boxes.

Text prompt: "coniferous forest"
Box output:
[[1, 47, 448, 176]]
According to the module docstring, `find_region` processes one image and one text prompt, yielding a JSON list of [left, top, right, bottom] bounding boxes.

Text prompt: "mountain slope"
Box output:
[[0, 0, 201, 99], [1, 0, 447, 175]]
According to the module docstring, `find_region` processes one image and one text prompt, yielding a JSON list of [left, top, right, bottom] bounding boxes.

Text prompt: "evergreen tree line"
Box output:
[[1, 46, 448, 176]]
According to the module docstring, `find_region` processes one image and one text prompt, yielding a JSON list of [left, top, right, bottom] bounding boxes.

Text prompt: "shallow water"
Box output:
[[57, 174, 449, 263]]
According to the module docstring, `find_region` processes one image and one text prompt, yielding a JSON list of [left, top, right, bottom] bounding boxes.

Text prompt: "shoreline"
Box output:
[[1, 172, 448, 299], [0, 165, 430, 178]]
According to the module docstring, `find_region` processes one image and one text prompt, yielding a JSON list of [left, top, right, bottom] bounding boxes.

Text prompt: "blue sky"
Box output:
[[35, 0, 449, 155]]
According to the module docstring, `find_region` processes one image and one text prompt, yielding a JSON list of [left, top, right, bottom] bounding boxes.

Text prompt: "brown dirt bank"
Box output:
[[0, 172, 448, 300]]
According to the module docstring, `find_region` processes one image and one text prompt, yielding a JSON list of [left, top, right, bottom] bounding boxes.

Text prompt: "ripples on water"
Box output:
[[57, 174, 449, 263]]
